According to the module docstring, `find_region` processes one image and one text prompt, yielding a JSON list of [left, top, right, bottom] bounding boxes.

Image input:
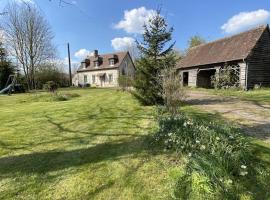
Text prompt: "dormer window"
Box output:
[[94, 61, 99, 68], [109, 59, 115, 66], [85, 59, 90, 67], [81, 62, 86, 69]]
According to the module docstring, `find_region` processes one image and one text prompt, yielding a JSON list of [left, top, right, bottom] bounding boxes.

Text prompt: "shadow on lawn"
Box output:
[[242, 142, 270, 199], [0, 103, 159, 179], [16, 105, 154, 148], [0, 135, 159, 177]]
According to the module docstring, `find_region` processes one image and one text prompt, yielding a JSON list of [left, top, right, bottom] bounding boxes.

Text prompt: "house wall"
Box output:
[[247, 28, 270, 89], [239, 62, 247, 88], [118, 53, 136, 77], [75, 69, 119, 87], [188, 69, 198, 86], [179, 69, 197, 87], [179, 61, 249, 88]]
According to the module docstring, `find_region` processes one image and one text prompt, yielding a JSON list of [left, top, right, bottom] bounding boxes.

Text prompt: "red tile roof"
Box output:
[[178, 25, 269, 69], [77, 51, 128, 72]]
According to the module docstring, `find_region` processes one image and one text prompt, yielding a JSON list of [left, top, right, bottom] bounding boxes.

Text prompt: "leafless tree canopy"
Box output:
[[3, 2, 55, 90], [162, 67, 185, 116]]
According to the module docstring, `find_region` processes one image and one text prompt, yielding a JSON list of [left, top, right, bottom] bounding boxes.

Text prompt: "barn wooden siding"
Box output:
[[247, 28, 270, 88], [239, 62, 247, 88], [188, 69, 198, 86]]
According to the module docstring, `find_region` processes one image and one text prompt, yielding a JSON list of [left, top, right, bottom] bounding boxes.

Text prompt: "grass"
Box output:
[[190, 87, 270, 105], [181, 105, 270, 199], [0, 88, 181, 200], [0, 88, 269, 199]]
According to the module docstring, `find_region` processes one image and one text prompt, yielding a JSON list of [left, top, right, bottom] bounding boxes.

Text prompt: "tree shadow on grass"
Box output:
[[86, 180, 115, 197], [0, 135, 161, 177], [240, 142, 270, 199]]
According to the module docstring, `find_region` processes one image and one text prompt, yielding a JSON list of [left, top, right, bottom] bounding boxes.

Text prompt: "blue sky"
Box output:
[[1, 0, 270, 67]]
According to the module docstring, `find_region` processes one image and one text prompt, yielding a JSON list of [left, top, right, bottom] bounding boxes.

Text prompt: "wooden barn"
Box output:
[[177, 25, 270, 89]]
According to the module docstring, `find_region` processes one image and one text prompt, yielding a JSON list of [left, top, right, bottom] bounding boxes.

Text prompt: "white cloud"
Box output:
[[221, 9, 270, 34], [111, 37, 136, 51], [114, 7, 156, 34], [14, 0, 35, 4], [74, 48, 91, 59]]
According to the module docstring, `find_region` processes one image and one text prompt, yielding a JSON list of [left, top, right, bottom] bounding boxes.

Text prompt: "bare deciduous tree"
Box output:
[[3, 2, 55, 90], [161, 67, 185, 116], [156, 64, 185, 116]]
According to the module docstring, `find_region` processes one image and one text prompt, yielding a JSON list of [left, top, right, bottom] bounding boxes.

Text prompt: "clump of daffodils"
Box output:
[[153, 112, 254, 199], [240, 165, 248, 176]]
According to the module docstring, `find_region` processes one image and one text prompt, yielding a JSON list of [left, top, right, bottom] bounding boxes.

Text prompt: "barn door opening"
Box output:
[[183, 72, 189, 86], [197, 69, 216, 88]]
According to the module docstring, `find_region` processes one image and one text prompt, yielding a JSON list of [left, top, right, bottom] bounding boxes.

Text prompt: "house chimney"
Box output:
[[94, 50, 98, 57]]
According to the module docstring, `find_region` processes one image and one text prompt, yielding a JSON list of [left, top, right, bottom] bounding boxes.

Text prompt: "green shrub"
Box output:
[[23, 92, 80, 102], [211, 65, 240, 89], [118, 75, 133, 91], [153, 113, 254, 199], [43, 81, 58, 92]]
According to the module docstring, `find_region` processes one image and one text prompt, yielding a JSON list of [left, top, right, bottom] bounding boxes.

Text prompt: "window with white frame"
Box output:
[[109, 74, 113, 83], [92, 75, 95, 84], [94, 61, 99, 67], [109, 59, 114, 66], [84, 75, 88, 83], [82, 62, 86, 69]]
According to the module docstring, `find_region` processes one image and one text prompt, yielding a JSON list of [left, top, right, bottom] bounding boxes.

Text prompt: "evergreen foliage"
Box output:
[[133, 9, 177, 105], [0, 41, 14, 89]]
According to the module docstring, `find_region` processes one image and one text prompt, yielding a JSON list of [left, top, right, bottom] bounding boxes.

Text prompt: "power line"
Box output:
[[49, 0, 92, 21]]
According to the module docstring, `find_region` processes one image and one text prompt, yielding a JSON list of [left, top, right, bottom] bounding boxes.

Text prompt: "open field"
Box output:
[[0, 88, 269, 199], [0, 88, 182, 200]]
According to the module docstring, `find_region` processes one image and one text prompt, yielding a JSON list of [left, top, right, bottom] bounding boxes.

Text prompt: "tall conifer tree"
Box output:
[[133, 9, 177, 105]]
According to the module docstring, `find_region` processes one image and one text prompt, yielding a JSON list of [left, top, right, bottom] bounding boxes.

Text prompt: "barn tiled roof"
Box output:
[[178, 25, 269, 69], [77, 51, 128, 72]]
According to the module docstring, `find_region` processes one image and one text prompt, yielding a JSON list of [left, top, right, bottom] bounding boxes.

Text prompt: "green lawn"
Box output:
[[190, 87, 270, 105], [0, 88, 269, 199], [0, 88, 181, 200]]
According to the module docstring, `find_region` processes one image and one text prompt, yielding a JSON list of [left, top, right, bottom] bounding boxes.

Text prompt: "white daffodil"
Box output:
[[240, 171, 248, 176], [241, 165, 247, 169], [200, 145, 206, 150]]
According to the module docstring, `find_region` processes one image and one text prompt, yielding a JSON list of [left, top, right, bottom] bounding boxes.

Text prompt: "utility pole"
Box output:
[[67, 42, 72, 86]]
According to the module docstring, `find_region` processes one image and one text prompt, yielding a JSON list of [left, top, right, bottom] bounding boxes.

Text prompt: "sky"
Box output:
[[1, 0, 270, 68]]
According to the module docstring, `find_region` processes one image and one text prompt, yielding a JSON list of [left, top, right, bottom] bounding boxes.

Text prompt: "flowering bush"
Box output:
[[153, 113, 254, 199]]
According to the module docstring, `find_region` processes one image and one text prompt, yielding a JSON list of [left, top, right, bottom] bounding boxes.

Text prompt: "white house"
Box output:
[[72, 50, 135, 87]]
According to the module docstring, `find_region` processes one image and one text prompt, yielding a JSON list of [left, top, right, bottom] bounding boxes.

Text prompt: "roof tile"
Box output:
[[77, 51, 128, 72], [178, 25, 268, 68]]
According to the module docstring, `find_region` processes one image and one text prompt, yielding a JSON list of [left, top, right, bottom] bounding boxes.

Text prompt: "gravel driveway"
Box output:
[[185, 90, 270, 143]]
